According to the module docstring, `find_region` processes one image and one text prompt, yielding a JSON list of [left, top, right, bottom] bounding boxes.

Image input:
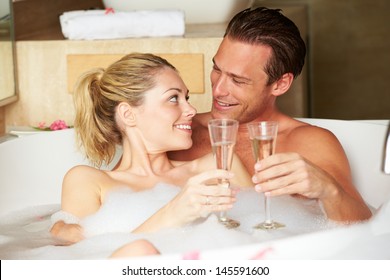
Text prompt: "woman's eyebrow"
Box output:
[[162, 88, 189, 94]]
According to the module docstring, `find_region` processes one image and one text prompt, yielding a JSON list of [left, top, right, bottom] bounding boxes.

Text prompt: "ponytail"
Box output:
[[73, 68, 121, 167]]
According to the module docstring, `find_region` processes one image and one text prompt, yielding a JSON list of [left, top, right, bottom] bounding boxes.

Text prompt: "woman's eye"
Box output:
[[169, 95, 178, 102], [185, 95, 190, 101]]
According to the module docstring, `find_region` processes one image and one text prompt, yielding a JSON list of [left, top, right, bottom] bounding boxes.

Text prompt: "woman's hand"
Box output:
[[133, 169, 237, 233], [50, 221, 85, 245], [171, 169, 238, 223]]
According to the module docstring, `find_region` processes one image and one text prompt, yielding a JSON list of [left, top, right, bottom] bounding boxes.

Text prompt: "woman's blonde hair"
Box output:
[[73, 53, 176, 167]]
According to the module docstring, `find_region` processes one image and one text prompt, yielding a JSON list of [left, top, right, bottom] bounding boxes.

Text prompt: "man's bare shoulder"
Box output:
[[288, 119, 337, 140], [281, 118, 344, 154]]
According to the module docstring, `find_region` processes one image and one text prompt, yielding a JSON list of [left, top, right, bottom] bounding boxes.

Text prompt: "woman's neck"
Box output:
[[114, 129, 175, 177]]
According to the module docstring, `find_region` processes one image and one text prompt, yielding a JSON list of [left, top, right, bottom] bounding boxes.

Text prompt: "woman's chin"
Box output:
[[173, 142, 192, 152]]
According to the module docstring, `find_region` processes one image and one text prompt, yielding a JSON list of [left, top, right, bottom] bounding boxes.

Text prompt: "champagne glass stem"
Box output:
[[218, 178, 230, 222], [264, 196, 272, 224], [219, 212, 228, 221]]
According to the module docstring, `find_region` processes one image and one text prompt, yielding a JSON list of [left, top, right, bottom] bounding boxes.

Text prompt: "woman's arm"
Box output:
[[50, 165, 104, 243]]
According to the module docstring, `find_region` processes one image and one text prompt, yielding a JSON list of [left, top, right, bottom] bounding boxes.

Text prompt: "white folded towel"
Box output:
[[59, 9, 185, 40]]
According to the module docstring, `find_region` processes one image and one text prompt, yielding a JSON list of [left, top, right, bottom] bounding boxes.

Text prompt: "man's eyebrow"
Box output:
[[212, 58, 251, 82], [230, 73, 251, 82]]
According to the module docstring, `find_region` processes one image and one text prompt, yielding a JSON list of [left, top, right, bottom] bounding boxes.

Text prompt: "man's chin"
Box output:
[[211, 108, 234, 120]]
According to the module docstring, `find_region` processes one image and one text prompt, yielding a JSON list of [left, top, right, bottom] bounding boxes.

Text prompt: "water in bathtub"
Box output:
[[0, 183, 343, 259]]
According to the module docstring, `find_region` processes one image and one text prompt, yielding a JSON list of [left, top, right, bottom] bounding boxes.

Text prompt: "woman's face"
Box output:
[[134, 67, 196, 154]]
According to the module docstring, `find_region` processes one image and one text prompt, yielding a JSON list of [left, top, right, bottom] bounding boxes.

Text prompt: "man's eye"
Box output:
[[233, 78, 247, 85]]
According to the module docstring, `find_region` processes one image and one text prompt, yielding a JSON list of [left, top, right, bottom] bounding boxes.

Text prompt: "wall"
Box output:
[[0, 107, 5, 134], [264, 0, 390, 119], [310, 0, 390, 119], [13, 0, 104, 40], [5, 36, 221, 127]]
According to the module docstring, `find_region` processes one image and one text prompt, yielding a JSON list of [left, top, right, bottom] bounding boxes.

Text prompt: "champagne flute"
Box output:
[[247, 121, 285, 230], [208, 119, 240, 229]]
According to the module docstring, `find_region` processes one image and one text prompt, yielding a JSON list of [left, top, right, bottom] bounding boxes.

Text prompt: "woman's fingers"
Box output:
[[181, 169, 239, 220], [198, 197, 235, 218], [201, 194, 236, 206]]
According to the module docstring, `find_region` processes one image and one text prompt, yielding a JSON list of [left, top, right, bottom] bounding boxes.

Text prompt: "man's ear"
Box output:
[[271, 73, 294, 97], [117, 102, 136, 127]]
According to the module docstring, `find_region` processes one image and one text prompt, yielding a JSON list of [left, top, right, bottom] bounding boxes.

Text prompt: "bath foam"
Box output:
[[81, 184, 181, 236], [0, 183, 334, 259]]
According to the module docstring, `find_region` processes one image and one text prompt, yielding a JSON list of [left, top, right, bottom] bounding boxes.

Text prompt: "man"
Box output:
[[169, 7, 371, 222]]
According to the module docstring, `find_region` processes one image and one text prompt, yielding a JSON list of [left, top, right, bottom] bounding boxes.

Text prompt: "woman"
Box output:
[[50, 53, 251, 246]]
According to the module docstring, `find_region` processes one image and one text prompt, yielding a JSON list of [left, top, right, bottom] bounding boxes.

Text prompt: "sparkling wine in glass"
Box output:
[[208, 119, 240, 229], [248, 121, 285, 230]]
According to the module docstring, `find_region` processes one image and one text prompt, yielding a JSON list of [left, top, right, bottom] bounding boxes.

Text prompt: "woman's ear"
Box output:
[[116, 102, 136, 127], [271, 73, 294, 97]]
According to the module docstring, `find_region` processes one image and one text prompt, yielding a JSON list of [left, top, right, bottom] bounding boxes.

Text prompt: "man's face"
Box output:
[[210, 37, 276, 124]]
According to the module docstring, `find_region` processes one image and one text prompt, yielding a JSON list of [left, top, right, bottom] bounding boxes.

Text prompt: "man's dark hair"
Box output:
[[225, 7, 306, 85]]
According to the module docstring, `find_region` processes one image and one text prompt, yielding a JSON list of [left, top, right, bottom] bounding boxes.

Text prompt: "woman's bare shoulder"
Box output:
[[62, 165, 109, 193], [64, 165, 105, 181], [61, 165, 109, 217]]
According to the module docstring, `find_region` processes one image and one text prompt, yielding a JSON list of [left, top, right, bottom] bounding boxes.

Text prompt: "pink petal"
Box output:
[[182, 251, 200, 260]]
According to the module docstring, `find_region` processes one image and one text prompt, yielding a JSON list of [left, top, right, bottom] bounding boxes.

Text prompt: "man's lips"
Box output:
[[213, 99, 239, 109]]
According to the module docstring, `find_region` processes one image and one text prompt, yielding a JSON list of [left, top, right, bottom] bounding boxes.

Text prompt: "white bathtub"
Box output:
[[0, 118, 389, 259]]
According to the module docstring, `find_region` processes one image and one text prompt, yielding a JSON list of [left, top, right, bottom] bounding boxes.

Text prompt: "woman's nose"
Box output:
[[184, 103, 197, 118]]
